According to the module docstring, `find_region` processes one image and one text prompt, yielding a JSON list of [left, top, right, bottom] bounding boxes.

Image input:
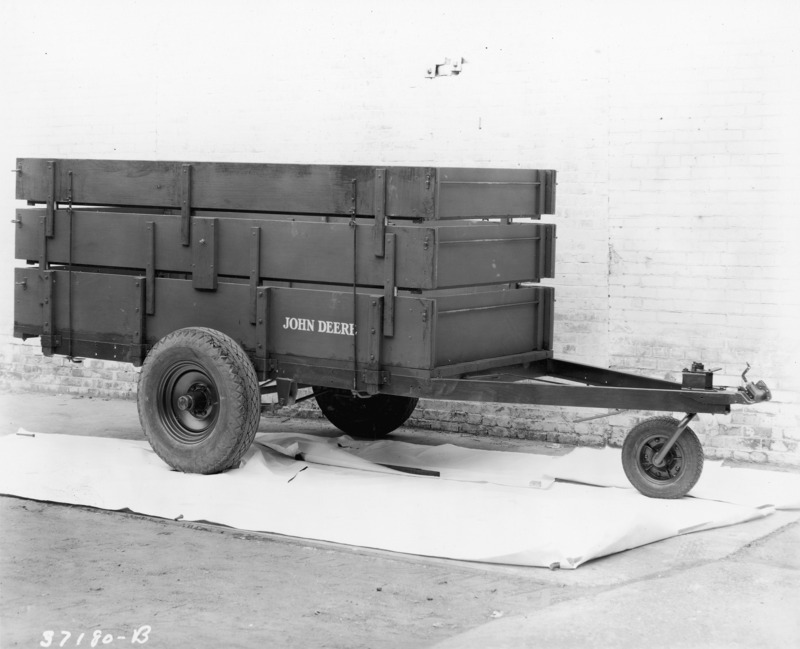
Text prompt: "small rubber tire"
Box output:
[[622, 416, 704, 499], [138, 327, 260, 474], [313, 387, 418, 439]]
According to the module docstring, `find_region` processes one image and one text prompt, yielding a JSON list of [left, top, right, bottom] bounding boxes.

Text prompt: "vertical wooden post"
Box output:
[[39, 216, 48, 270], [180, 164, 192, 246], [41, 271, 57, 356], [45, 160, 56, 237], [132, 276, 147, 365], [255, 287, 270, 380], [373, 168, 386, 257], [249, 227, 261, 325], [145, 222, 156, 315], [383, 233, 395, 337]]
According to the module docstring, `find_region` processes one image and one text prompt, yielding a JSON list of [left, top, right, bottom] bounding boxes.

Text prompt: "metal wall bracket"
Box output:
[[360, 369, 389, 388], [425, 57, 464, 78], [276, 378, 298, 407], [358, 297, 385, 394]]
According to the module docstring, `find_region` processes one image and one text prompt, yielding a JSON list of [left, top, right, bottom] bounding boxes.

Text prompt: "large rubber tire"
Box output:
[[313, 387, 418, 439], [622, 416, 704, 499], [138, 327, 260, 474]]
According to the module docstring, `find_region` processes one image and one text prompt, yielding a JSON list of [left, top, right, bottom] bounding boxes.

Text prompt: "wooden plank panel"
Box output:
[[147, 278, 257, 353], [191, 162, 358, 215], [433, 287, 554, 366], [16, 159, 361, 214], [16, 158, 554, 219], [435, 301, 537, 366], [191, 217, 218, 290], [15, 209, 192, 273], [21, 270, 143, 345], [17, 270, 552, 376], [17, 210, 555, 290], [435, 223, 556, 286], [383, 166, 435, 219], [13, 268, 43, 336], [435, 167, 557, 218], [267, 287, 433, 370]]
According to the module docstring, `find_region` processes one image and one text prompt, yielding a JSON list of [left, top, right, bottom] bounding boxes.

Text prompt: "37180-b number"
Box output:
[[40, 626, 151, 647]]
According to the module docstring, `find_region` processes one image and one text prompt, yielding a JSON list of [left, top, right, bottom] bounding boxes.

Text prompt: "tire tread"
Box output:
[[138, 327, 259, 474], [621, 416, 704, 499]]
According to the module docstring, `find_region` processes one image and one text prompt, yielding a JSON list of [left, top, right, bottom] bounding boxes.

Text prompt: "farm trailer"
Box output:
[[12, 158, 771, 498]]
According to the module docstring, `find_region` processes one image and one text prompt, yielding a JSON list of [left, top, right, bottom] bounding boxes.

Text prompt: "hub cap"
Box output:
[[639, 435, 684, 482], [157, 362, 220, 443]]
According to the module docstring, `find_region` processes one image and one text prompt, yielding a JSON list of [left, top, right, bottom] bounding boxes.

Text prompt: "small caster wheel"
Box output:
[[622, 416, 704, 498]]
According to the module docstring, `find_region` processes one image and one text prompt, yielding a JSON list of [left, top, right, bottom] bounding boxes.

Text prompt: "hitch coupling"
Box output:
[[741, 363, 772, 403]]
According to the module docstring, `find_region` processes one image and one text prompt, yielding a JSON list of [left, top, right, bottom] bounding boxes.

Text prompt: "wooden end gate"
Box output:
[[12, 158, 771, 497]]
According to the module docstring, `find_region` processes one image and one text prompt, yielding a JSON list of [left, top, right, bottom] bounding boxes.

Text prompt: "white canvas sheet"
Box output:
[[0, 430, 785, 569], [263, 433, 800, 510]]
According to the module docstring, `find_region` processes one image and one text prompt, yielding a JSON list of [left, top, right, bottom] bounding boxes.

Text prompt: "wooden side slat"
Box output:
[[16, 210, 556, 289], [16, 158, 556, 219], [16, 269, 553, 374]]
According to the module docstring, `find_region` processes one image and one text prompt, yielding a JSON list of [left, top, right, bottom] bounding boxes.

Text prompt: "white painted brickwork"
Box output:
[[1, 1, 798, 464]]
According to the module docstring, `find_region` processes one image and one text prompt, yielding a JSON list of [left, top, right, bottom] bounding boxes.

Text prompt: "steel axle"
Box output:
[[652, 412, 697, 467]]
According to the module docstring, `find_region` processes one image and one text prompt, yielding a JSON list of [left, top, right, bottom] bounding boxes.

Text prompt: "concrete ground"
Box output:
[[0, 391, 798, 648]]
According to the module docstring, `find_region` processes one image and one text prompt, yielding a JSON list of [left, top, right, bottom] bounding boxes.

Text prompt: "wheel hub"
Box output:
[[157, 363, 220, 443], [641, 437, 682, 481], [176, 383, 214, 419], [176, 394, 193, 411]]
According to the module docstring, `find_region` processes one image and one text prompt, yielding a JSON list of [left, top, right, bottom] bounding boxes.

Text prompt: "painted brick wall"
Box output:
[[1, 1, 798, 465]]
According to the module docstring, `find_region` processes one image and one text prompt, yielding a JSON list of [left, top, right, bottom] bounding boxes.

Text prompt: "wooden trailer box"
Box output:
[[15, 157, 770, 498]]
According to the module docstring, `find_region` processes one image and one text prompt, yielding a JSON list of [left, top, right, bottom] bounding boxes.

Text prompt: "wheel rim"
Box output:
[[638, 434, 685, 483], [157, 361, 220, 444]]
